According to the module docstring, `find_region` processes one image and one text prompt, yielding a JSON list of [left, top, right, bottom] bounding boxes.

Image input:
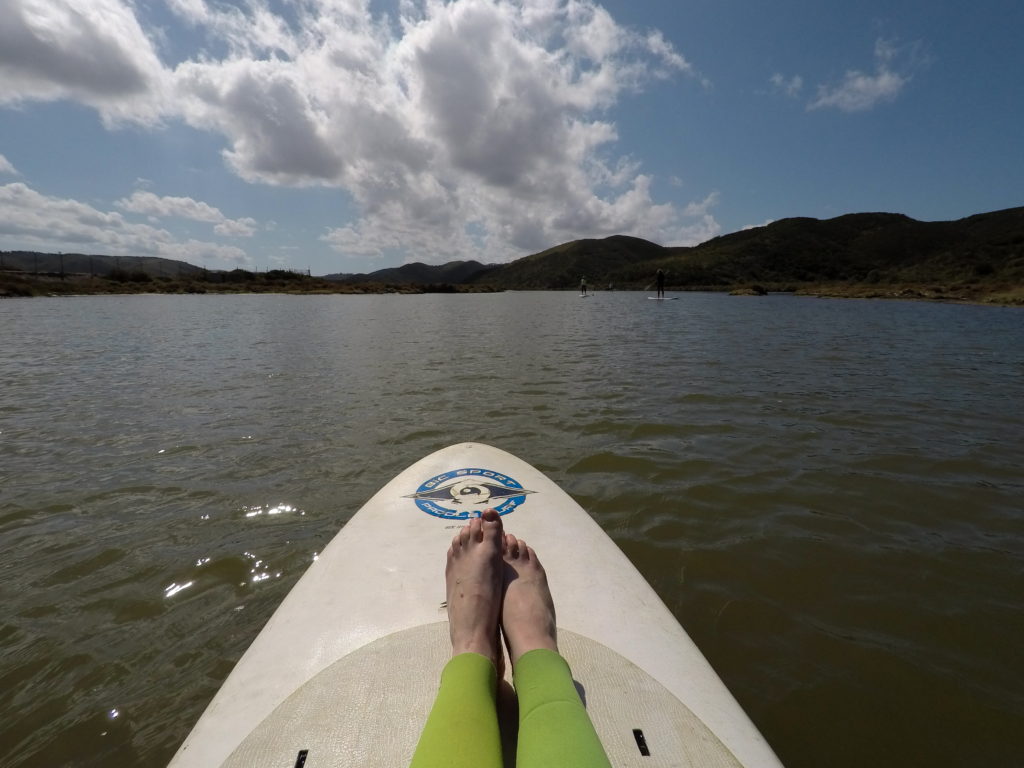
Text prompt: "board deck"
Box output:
[[170, 443, 783, 768], [648, 296, 679, 300]]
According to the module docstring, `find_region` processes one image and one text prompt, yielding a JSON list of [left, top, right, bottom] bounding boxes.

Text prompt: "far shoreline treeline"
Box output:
[[0, 264, 498, 298], [2, 205, 1022, 304]]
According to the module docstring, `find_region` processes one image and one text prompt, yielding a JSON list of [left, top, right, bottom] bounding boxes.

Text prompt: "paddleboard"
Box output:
[[648, 296, 679, 300], [170, 443, 783, 768], [580, 294, 592, 298]]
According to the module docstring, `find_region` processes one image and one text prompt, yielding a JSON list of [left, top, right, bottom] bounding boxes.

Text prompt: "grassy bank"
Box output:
[[790, 281, 1024, 305], [719, 279, 1023, 305], [0, 270, 498, 298]]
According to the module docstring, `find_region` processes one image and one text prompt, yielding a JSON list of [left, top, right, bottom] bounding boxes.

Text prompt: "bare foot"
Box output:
[[501, 533, 558, 667], [445, 509, 504, 668]]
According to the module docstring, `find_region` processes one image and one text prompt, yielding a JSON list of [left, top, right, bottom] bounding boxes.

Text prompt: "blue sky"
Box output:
[[1, 0, 1021, 275]]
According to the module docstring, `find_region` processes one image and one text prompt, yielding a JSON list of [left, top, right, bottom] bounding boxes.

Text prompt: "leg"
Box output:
[[502, 536, 612, 768], [409, 511, 505, 768]]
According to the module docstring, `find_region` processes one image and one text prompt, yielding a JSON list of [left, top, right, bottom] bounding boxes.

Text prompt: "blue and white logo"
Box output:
[[406, 468, 536, 520]]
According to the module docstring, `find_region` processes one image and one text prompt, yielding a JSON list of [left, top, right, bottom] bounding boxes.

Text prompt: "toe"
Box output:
[[504, 533, 518, 557], [468, 516, 483, 542], [481, 509, 503, 542]]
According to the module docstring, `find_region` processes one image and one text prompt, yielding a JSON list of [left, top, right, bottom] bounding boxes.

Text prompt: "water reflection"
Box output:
[[163, 582, 194, 599], [243, 503, 300, 518]]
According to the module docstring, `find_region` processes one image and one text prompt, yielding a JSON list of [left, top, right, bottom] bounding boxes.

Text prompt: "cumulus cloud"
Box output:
[[0, 183, 248, 265], [0, 0, 168, 124], [682, 191, 719, 218], [0, 154, 19, 175], [165, 0, 299, 58], [808, 38, 918, 113], [0, 0, 716, 261], [115, 190, 257, 236]]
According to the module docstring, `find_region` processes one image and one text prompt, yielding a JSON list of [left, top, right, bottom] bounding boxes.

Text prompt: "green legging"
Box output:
[[409, 649, 612, 768]]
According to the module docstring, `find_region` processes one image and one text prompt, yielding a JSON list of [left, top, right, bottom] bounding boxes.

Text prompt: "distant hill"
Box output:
[[323, 260, 496, 285], [609, 207, 1024, 288], [0, 251, 203, 278], [5, 206, 1022, 301], [452, 207, 1023, 291], [323, 206, 1024, 291], [468, 235, 668, 289]]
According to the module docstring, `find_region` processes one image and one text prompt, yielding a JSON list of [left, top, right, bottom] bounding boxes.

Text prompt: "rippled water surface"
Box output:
[[1, 292, 1022, 768]]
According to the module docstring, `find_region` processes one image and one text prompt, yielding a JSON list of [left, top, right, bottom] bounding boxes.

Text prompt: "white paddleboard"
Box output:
[[170, 443, 783, 768], [648, 296, 678, 300]]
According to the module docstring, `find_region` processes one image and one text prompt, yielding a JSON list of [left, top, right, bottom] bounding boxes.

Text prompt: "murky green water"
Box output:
[[1, 292, 1021, 767]]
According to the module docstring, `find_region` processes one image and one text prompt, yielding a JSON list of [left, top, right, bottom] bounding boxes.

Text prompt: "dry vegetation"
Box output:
[[0, 268, 496, 298]]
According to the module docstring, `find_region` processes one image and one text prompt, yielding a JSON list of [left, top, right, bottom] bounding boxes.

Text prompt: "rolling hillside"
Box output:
[[323, 259, 496, 285], [469, 206, 1024, 293], [4, 205, 1022, 302], [469, 234, 669, 289], [0, 251, 203, 278], [622, 208, 1024, 288]]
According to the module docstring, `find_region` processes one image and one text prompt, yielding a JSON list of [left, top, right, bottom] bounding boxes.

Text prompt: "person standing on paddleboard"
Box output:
[[656, 268, 666, 298], [580, 276, 587, 296]]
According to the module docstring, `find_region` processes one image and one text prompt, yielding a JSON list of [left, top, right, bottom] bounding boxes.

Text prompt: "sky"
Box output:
[[1, 0, 1022, 275]]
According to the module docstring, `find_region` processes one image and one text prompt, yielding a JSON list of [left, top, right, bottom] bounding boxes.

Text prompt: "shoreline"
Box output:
[[2, 272, 1021, 306]]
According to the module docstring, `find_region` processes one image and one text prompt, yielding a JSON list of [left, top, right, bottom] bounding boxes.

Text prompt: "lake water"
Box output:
[[1, 292, 1022, 768]]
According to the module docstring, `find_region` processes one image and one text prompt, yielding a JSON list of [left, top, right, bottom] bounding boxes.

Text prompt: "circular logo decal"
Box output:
[[405, 468, 536, 520]]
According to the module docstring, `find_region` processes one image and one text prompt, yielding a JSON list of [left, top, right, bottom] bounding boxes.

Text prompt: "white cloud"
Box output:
[[810, 70, 906, 113], [675, 214, 720, 246], [0, 154, 19, 175], [682, 191, 719, 218], [0, 183, 248, 265], [165, 0, 299, 58], [213, 219, 258, 237], [0, 0, 169, 125], [646, 30, 705, 84], [564, 2, 624, 62], [115, 190, 257, 236], [0, 0, 716, 261], [808, 38, 915, 113], [741, 218, 775, 231], [769, 73, 803, 98]]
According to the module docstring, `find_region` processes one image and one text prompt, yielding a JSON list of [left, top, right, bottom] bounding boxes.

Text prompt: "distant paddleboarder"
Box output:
[[580, 276, 588, 296], [656, 268, 665, 298]]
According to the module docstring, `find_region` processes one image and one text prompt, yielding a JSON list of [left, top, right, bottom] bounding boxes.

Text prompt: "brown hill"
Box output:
[[470, 235, 669, 289]]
